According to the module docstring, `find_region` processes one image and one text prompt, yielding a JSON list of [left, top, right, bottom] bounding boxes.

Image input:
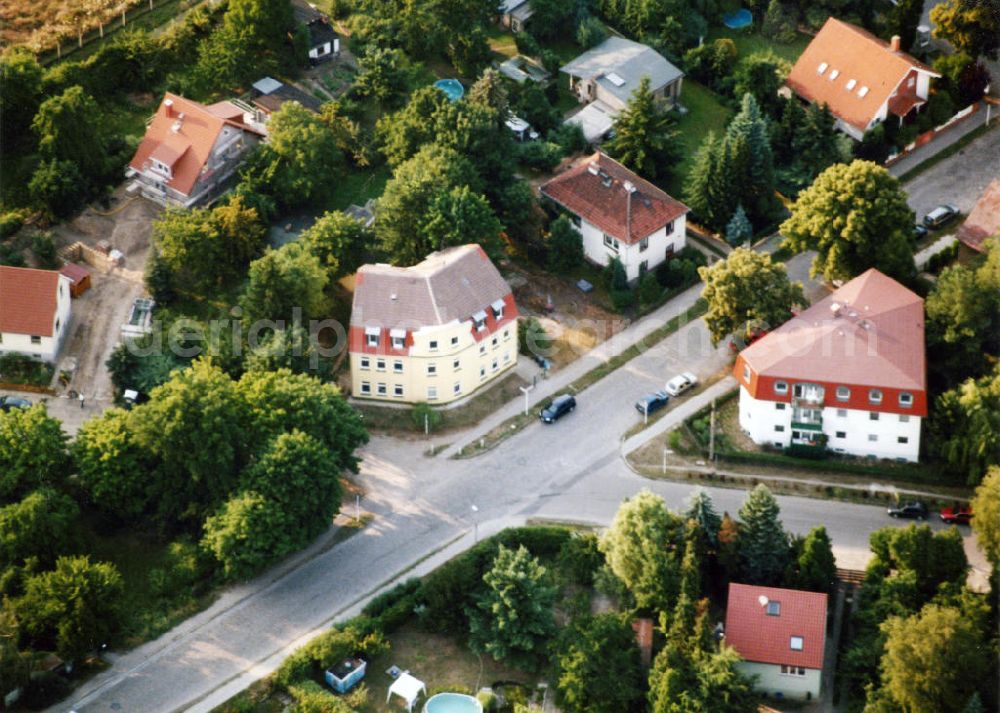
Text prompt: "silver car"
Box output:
[[665, 372, 698, 396]]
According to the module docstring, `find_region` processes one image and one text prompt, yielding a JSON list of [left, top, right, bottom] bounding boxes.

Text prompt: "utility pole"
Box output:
[[662, 447, 667, 475], [708, 398, 716, 462], [355, 494, 360, 524], [425, 413, 429, 436], [643, 401, 649, 425]]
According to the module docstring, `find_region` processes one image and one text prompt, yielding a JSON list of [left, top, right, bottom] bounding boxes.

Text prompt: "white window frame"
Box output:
[[868, 434, 878, 442], [899, 414, 910, 423], [453, 358, 461, 371], [743, 365, 751, 381], [453, 382, 461, 395], [639, 236, 649, 252], [869, 388, 883, 404], [427, 363, 437, 376], [899, 392, 913, 407], [898, 436, 908, 444], [835, 431, 846, 439], [837, 409, 848, 417], [391, 336, 405, 350], [427, 386, 437, 400], [360, 357, 370, 370], [774, 381, 788, 394], [790, 636, 804, 651], [376, 358, 386, 372], [429, 340, 439, 351], [366, 332, 379, 348], [603, 234, 619, 253], [360, 381, 371, 395], [393, 360, 403, 373], [376, 382, 387, 396], [393, 384, 404, 398], [836, 386, 850, 401], [451, 336, 459, 347]]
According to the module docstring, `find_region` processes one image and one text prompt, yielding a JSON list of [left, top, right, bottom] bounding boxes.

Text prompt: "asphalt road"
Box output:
[[57, 252, 988, 713]]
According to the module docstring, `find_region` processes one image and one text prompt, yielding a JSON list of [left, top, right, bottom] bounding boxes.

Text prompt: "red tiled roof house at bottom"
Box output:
[[127, 93, 265, 208], [540, 152, 689, 283], [349, 244, 519, 405], [725, 583, 828, 701], [956, 179, 1000, 253], [0, 266, 73, 363]]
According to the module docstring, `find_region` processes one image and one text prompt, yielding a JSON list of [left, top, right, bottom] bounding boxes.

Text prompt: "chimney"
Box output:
[[890, 35, 901, 52], [624, 181, 635, 240], [164, 98, 174, 116]]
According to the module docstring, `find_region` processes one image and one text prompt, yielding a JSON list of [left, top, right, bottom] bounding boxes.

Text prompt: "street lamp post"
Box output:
[[519, 384, 534, 416], [470, 504, 479, 542]]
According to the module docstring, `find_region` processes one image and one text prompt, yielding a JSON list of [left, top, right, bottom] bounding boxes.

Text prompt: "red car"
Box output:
[[939, 506, 973, 525]]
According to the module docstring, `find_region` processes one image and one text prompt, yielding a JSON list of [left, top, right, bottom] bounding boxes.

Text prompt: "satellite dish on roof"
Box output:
[[758, 595, 769, 607]]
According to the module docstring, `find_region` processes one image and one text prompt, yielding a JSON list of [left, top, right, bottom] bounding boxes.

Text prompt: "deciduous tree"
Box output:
[[781, 160, 915, 282], [0, 489, 78, 567], [970, 466, 1000, 565], [929, 363, 1000, 486], [930, 0, 1000, 59], [468, 544, 557, 667], [298, 210, 371, 277], [201, 490, 295, 579], [599, 490, 685, 612], [421, 186, 505, 260], [698, 247, 804, 346], [0, 405, 70, 505], [732, 51, 790, 117], [31, 85, 108, 180], [240, 241, 329, 325], [353, 47, 409, 112], [0, 49, 44, 145], [547, 215, 584, 272], [16, 556, 123, 661]]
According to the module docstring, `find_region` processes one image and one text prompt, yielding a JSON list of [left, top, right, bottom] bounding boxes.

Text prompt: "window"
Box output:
[[429, 340, 439, 351], [837, 409, 848, 417], [603, 234, 619, 252], [639, 236, 649, 252], [393, 360, 403, 373], [743, 365, 751, 381], [30, 335, 42, 345], [451, 336, 459, 347], [775, 425, 785, 432], [639, 260, 648, 276], [868, 434, 878, 442], [473, 311, 487, 331], [898, 436, 909, 444], [503, 328, 510, 341], [776, 403, 786, 410], [376, 383, 387, 396], [427, 386, 437, 400], [870, 412, 879, 421], [869, 389, 883, 404], [453, 382, 461, 395], [780, 665, 806, 677], [665, 221, 674, 234], [836, 431, 846, 439], [360, 357, 370, 370], [480, 343, 487, 356], [774, 381, 788, 394], [55, 318, 61, 332], [570, 214, 581, 227], [503, 352, 510, 363], [790, 636, 804, 651], [453, 358, 461, 371], [899, 415, 910, 423], [480, 366, 486, 379], [899, 392, 913, 407], [427, 363, 437, 376], [393, 384, 404, 398], [766, 601, 781, 616], [376, 358, 386, 371], [491, 300, 505, 320], [836, 386, 850, 401], [492, 359, 499, 372], [365, 329, 379, 347], [391, 333, 405, 349], [360, 381, 371, 395], [490, 337, 498, 349]]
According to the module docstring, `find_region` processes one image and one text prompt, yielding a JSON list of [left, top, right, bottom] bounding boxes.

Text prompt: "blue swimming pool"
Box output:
[[723, 8, 753, 28], [434, 78, 465, 102], [424, 692, 483, 713]]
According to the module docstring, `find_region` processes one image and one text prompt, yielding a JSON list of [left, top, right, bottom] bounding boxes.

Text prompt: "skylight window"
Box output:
[[846, 78, 857, 90], [858, 86, 870, 98], [791, 636, 804, 651], [829, 69, 840, 80], [817, 62, 828, 75], [606, 72, 626, 87]]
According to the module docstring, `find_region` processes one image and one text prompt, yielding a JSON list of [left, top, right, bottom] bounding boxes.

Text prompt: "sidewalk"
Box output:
[[887, 101, 991, 178], [438, 281, 707, 458], [914, 234, 957, 270]]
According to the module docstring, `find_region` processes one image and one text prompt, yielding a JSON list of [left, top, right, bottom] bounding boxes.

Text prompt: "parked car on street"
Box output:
[[887, 501, 928, 519], [539, 394, 576, 423], [665, 372, 698, 396], [913, 224, 928, 241], [635, 391, 670, 416], [939, 505, 973, 524], [0, 396, 32, 412], [923, 204, 960, 229]]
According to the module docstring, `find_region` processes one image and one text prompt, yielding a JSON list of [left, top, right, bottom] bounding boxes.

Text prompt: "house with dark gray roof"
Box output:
[[560, 37, 684, 142]]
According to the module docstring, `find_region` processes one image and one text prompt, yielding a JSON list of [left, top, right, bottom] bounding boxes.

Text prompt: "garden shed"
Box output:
[[386, 672, 426, 712], [59, 263, 91, 298]]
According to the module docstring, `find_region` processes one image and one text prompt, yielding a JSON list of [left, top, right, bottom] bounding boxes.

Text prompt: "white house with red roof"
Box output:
[[539, 152, 689, 283], [127, 93, 266, 208], [784, 18, 940, 140], [734, 269, 926, 461], [0, 266, 72, 363], [349, 245, 519, 405], [725, 583, 828, 700]]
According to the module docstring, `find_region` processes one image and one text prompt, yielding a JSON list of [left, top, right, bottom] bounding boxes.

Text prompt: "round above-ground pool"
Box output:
[[424, 692, 483, 713], [434, 78, 465, 102], [723, 8, 753, 28]]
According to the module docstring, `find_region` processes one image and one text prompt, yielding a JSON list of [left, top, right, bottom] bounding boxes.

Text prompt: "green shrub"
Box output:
[[363, 578, 421, 618], [550, 122, 588, 154], [519, 317, 552, 357], [556, 532, 603, 586], [478, 689, 498, 711], [516, 141, 563, 171], [513, 32, 540, 57], [0, 210, 27, 239], [274, 626, 388, 688], [638, 272, 662, 306], [32, 232, 59, 269], [611, 289, 635, 312], [0, 354, 55, 386], [495, 526, 572, 559], [576, 17, 607, 49], [411, 402, 442, 433]]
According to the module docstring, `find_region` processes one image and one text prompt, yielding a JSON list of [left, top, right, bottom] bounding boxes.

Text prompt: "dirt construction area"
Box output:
[[52, 189, 159, 416]]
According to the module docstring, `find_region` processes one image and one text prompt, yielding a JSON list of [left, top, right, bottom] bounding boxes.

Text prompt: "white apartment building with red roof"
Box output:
[[540, 152, 689, 283], [733, 269, 926, 462]]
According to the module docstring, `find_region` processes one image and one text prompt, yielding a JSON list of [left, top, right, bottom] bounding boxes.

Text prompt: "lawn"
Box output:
[[668, 80, 733, 196], [327, 164, 392, 212], [486, 26, 518, 60], [706, 27, 812, 63]]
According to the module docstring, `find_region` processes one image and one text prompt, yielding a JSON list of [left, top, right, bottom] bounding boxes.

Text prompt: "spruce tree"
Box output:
[[684, 132, 721, 228], [725, 94, 778, 228], [793, 103, 843, 182], [606, 76, 682, 180], [725, 204, 753, 246], [684, 487, 721, 549], [794, 526, 838, 594], [771, 95, 805, 165], [737, 484, 790, 585]]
